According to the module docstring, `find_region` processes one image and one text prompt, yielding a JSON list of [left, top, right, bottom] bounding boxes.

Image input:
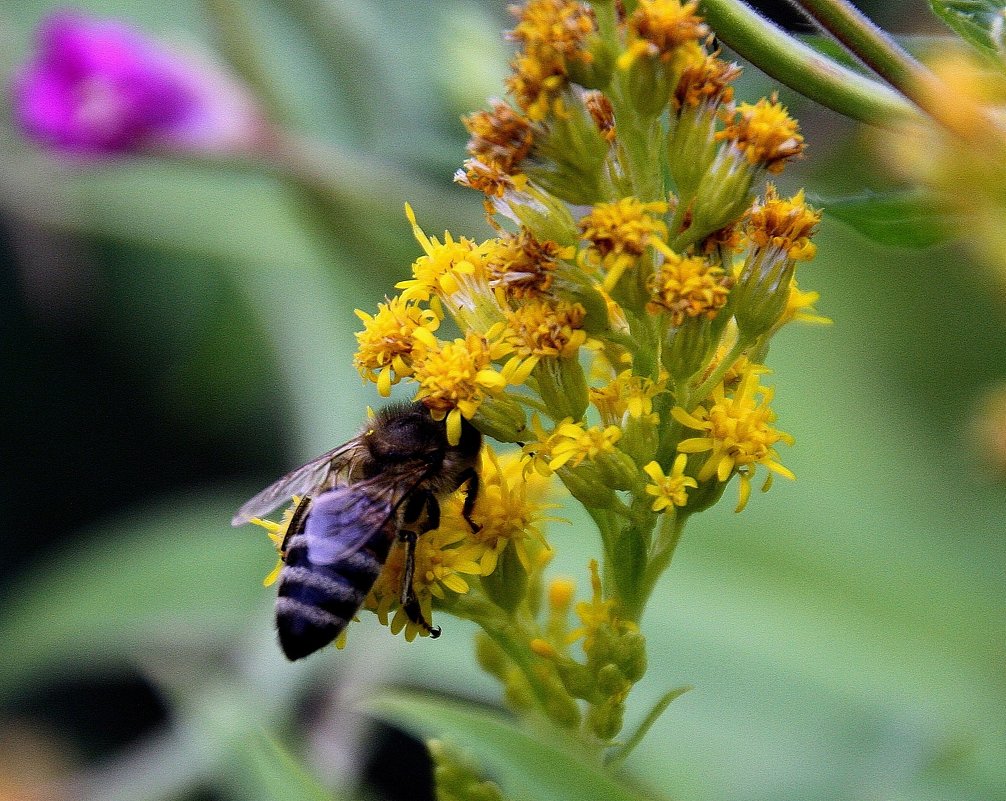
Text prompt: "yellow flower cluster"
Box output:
[[336, 0, 827, 747]]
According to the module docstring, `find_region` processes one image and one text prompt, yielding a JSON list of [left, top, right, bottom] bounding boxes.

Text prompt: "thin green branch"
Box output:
[[605, 685, 692, 768], [698, 0, 921, 128], [791, 0, 1002, 140]]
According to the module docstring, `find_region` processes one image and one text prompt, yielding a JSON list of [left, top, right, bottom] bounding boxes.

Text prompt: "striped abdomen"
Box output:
[[275, 486, 394, 660]]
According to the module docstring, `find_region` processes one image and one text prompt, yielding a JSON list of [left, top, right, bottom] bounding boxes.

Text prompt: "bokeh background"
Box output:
[[1, 1, 1004, 800]]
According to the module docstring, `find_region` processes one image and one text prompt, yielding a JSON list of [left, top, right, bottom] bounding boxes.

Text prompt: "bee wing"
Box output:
[[295, 477, 400, 566], [296, 463, 433, 565], [231, 440, 360, 526]]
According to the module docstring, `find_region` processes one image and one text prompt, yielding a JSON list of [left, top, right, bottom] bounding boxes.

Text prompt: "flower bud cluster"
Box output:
[[345, 0, 828, 753]]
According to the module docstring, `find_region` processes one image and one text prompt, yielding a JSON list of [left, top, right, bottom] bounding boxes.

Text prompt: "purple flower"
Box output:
[[12, 11, 262, 155]]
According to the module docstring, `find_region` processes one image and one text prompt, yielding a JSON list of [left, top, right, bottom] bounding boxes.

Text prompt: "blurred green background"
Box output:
[[0, 1, 1003, 800]]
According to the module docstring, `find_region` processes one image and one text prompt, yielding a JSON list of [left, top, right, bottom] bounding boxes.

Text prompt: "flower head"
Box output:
[[464, 100, 535, 175], [13, 11, 259, 155], [411, 333, 510, 444], [646, 250, 732, 325], [746, 185, 821, 261], [716, 95, 804, 173], [366, 524, 487, 642], [579, 197, 669, 289], [673, 367, 795, 511], [623, 0, 709, 64], [506, 0, 597, 120], [354, 296, 440, 396], [643, 455, 696, 511]]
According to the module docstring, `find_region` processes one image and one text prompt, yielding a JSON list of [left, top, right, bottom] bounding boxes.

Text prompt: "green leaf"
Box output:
[[0, 494, 270, 696], [816, 189, 964, 248], [364, 690, 661, 801], [930, 0, 1006, 57], [220, 730, 343, 801]]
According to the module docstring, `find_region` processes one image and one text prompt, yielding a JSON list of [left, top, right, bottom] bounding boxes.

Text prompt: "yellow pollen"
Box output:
[[646, 250, 732, 325], [747, 185, 821, 260]]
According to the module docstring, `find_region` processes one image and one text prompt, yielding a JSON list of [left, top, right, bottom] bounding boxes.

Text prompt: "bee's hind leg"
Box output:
[[399, 492, 442, 638], [456, 467, 481, 533]]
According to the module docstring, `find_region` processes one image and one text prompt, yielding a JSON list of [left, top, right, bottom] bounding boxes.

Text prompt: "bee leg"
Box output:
[[456, 467, 481, 533], [279, 496, 312, 558], [399, 492, 442, 638], [399, 529, 442, 639]]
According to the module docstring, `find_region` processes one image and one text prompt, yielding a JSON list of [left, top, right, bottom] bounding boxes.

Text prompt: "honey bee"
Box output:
[[232, 402, 482, 660]]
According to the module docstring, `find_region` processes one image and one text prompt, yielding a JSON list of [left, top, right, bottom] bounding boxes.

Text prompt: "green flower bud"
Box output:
[[587, 698, 625, 741], [533, 357, 589, 423], [662, 314, 718, 385], [554, 658, 596, 700], [542, 673, 582, 729], [480, 540, 528, 615], [429, 740, 510, 801], [596, 662, 628, 696], [690, 146, 755, 240], [668, 102, 719, 201], [558, 463, 619, 511], [613, 630, 647, 682], [474, 632, 510, 681], [616, 415, 659, 469], [524, 93, 611, 205], [567, 33, 615, 90], [621, 54, 675, 119], [508, 189, 579, 246], [731, 248, 795, 340], [473, 395, 528, 443], [596, 446, 642, 491]]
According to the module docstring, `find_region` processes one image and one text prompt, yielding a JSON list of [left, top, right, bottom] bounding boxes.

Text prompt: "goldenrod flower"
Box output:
[[778, 281, 830, 328], [464, 448, 555, 574], [367, 524, 487, 642], [455, 157, 530, 199], [672, 367, 795, 510], [646, 249, 731, 325], [248, 496, 301, 587], [643, 454, 697, 511], [747, 185, 821, 261], [486, 227, 568, 299], [579, 197, 669, 289], [506, 0, 597, 120], [673, 45, 741, 111], [568, 560, 636, 653], [464, 100, 534, 175], [590, 369, 666, 424], [411, 333, 511, 445], [499, 297, 589, 376], [548, 419, 622, 471], [716, 95, 804, 173], [353, 296, 440, 396], [619, 0, 709, 70]]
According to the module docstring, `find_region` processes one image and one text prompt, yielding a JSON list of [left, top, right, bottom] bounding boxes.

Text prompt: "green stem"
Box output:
[[448, 597, 557, 717], [791, 0, 1001, 140], [636, 512, 688, 613], [200, 0, 292, 124], [682, 335, 747, 410], [698, 0, 921, 128]]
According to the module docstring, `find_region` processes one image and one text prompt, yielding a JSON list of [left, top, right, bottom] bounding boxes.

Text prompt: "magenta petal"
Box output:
[[11, 10, 254, 155]]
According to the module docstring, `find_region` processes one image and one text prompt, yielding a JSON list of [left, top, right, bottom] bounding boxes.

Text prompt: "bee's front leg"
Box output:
[[399, 492, 442, 638]]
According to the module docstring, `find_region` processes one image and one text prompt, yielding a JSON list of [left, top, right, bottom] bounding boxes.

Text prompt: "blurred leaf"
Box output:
[[0, 494, 268, 696], [365, 690, 660, 801], [817, 189, 963, 247], [220, 730, 343, 801], [930, 0, 1006, 57]]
